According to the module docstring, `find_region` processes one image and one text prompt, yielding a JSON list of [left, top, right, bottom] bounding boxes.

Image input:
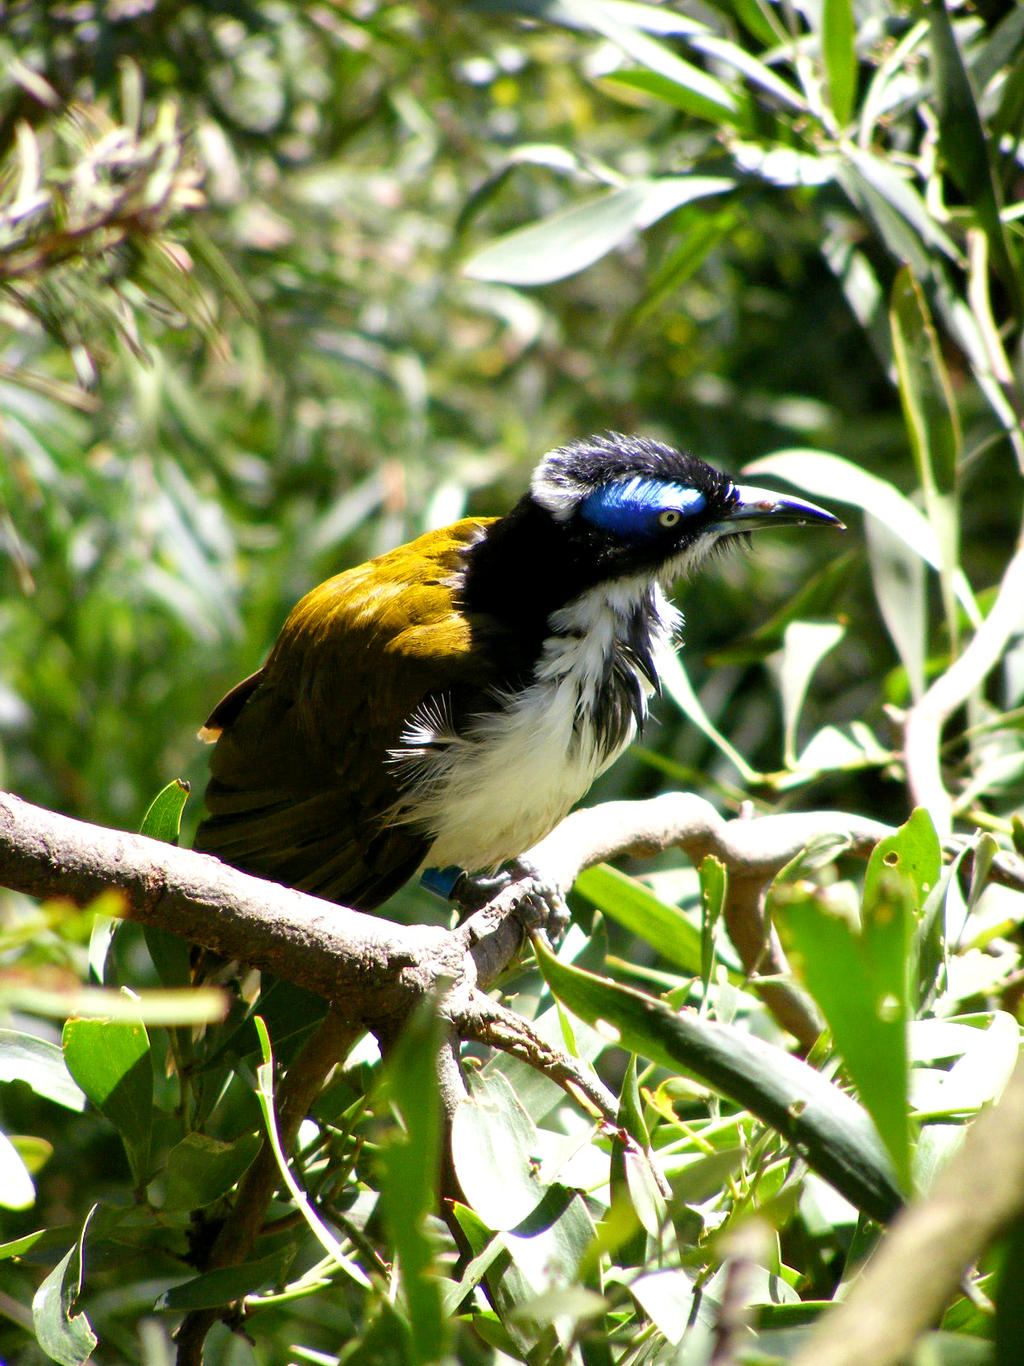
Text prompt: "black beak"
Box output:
[[717, 483, 845, 535]]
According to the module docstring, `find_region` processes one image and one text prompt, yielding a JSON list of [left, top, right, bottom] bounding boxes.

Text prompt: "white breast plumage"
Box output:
[[387, 576, 681, 873]]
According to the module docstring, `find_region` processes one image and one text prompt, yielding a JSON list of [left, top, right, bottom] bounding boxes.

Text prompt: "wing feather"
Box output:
[[194, 517, 500, 910]]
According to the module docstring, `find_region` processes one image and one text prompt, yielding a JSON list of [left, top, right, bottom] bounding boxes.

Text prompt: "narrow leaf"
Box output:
[[822, 0, 856, 124], [744, 450, 980, 627], [464, 177, 733, 285], [575, 863, 710, 976], [772, 620, 845, 767], [889, 268, 961, 645], [375, 1003, 448, 1364], [535, 941, 904, 1222], [928, 0, 1021, 311], [156, 1250, 294, 1311]]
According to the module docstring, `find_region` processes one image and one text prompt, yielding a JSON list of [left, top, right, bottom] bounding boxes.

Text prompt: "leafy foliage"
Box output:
[[2, 1, 1024, 1363]]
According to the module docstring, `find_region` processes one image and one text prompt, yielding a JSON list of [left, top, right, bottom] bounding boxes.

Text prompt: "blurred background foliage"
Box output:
[[2, 0, 970, 847], [3, 0, 1024, 1363]]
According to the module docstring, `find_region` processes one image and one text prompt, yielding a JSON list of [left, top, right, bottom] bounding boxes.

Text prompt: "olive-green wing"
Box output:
[[193, 518, 498, 910]]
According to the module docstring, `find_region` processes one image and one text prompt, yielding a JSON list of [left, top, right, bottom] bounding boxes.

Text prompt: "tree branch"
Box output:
[[794, 1055, 1024, 1366]]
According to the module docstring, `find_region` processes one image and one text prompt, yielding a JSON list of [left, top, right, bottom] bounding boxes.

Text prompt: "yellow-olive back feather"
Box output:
[[194, 518, 499, 910]]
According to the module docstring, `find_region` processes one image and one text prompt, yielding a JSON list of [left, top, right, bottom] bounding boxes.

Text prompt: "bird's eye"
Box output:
[[659, 509, 681, 528]]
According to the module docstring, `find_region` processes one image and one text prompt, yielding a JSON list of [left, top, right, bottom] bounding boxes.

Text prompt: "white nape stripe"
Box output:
[[388, 574, 681, 874]]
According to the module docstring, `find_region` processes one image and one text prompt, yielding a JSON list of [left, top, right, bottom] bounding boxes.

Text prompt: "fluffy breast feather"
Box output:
[[388, 576, 680, 872]]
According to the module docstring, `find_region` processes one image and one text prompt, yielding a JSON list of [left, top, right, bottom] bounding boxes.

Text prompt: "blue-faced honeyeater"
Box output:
[[194, 434, 840, 911]]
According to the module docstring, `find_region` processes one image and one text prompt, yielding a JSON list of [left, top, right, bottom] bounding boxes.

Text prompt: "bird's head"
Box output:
[[528, 433, 842, 588]]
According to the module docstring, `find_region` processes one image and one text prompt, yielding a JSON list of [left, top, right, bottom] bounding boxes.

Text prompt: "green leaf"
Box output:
[[62, 1017, 153, 1186], [630, 1268, 698, 1346], [822, 0, 856, 124], [781, 811, 939, 1192], [138, 777, 190, 843], [159, 1131, 263, 1211], [464, 177, 734, 285], [610, 1057, 663, 1245], [604, 68, 744, 125], [837, 150, 961, 275], [864, 514, 927, 701], [558, 0, 740, 122], [535, 940, 904, 1222], [0, 1029, 86, 1111], [745, 449, 980, 627], [772, 620, 846, 767], [452, 1068, 548, 1231], [782, 881, 914, 1193], [450, 1189, 596, 1356], [375, 1001, 448, 1366], [928, 0, 1021, 312], [0, 1128, 35, 1210], [698, 855, 727, 994], [575, 862, 711, 977], [32, 1216, 97, 1366], [657, 645, 763, 783], [864, 807, 942, 919], [0, 1229, 47, 1260], [156, 1249, 294, 1311], [889, 268, 961, 642]]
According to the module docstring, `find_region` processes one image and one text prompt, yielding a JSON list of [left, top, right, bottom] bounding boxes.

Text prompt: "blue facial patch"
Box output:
[[579, 478, 707, 539]]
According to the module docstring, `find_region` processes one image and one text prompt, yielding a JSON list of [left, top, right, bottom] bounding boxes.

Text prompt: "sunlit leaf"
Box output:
[[452, 1069, 547, 1231], [744, 449, 980, 626], [575, 863, 709, 977], [0, 1030, 86, 1111], [138, 777, 191, 843], [464, 177, 734, 285], [822, 0, 856, 125], [770, 620, 845, 767], [0, 1129, 35, 1210], [535, 940, 904, 1221], [62, 1017, 153, 1186]]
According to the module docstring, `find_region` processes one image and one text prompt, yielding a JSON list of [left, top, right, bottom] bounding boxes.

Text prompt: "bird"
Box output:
[[194, 433, 841, 915]]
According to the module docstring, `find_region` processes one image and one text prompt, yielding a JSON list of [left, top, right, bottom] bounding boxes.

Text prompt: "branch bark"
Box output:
[[794, 1055, 1024, 1366]]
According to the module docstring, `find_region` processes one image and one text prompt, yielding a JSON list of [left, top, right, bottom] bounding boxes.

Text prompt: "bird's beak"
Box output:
[[717, 484, 845, 536]]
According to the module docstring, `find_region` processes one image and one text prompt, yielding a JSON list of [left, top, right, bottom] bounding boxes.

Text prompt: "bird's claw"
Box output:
[[453, 860, 570, 946]]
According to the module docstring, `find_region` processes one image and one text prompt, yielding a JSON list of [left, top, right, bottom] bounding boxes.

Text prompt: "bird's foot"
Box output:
[[452, 860, 570, 947]]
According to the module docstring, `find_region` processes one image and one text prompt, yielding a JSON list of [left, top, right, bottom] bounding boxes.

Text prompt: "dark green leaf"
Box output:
[[376, 1002, 447, 1366], [156, 1249, 294, 1310], [699, 856, 727, 993], [535, 940, 904, 1222], [159, 1131, 262, 1211], [928, 0, 1021, 311]]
